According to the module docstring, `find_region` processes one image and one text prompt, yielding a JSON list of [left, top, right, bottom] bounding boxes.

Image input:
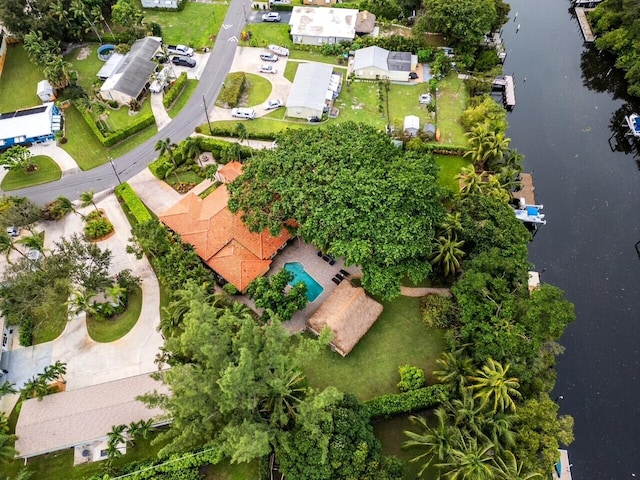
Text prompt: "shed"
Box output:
[[423, 123, 436, 140], [403, 115, 420, 137], [289, 7, 358, 45], [36, 80, 55, 103], [307, 281, 383, 356], [286, 62, 334, 119]]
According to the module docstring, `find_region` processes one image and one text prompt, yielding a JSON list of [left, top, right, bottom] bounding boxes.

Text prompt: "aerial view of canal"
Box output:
[[501, 0, 640, 478]]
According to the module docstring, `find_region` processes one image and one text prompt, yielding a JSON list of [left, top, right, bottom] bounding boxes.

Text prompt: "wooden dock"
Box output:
[[493, 75, 516, 110], [512, 172, 536, 205], [553, 449, 573, 480], [575, 7, 596, 42], [571, 0, 602, 7]]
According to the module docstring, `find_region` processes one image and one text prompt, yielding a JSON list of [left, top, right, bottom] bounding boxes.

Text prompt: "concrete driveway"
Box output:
[[247, 10, 292, 23], [169, 51, 211, 80]]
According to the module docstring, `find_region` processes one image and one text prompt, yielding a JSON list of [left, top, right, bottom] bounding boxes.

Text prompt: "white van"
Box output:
[[231, 108, 256, 119]]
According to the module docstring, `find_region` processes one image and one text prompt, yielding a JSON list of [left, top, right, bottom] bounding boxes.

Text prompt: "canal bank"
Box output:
[[502, 0, 640, 478]]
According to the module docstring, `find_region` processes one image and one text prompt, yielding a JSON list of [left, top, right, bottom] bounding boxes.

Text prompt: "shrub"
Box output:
[[116, 269, 142, 295], [115, 183, 153, 224], [222, 283, 238, 295], [420, 294, 458, 329], [397, 365, 426, 392], [19, 318, 34, 346], [84, 217, 114, 240], [218, 72, 245, 108], [163, 72, 188, 108], [42, 199, 71, 221], [363, 385, 449, 419]]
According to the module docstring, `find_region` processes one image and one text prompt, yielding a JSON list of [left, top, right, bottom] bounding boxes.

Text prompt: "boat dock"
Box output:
[[513, 172, 536, 205], [575, 7, 596, 42], [553, 449, 573, 480], [571, 0, 602, 7], [492, 75, 516, 110]]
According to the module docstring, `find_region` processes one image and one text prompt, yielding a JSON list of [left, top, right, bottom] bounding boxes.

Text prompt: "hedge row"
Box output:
[[74, 101, 156, 147], [163, 72, 188, 108], [115, 182, 153, 224], [363, 384, 449, 419], [218, 72, 245, 107], [204, 124, 277, 141], [198, 137, 253, 159]]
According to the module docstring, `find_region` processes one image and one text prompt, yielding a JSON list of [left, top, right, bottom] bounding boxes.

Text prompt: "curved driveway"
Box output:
[[6, 0, 252, 205]]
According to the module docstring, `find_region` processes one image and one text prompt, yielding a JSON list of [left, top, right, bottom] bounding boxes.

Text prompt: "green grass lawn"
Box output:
[[289, 50, 345, 65], [167, 79, 198, 119], [434, 154, 471, 194], [86, 287, 143, 342], [435, 74, 468, 145], [0, 156, 62, 191], [166, 170, 205, 188], [242, 23, 292, 49], [243, 73, 272, 107], [284, 60, 299, 83], [101, 97, 153, 132], [63, 44, 103, 93], [304, 295, 446, 401], [142, 2, 228, 49], [0, 45, 42, 112]]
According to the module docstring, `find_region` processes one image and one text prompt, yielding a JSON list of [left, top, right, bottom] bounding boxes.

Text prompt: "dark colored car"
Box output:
[[307, 116, 321, 123], [409, 71, 418, 79], [171, 55, 196, 68]]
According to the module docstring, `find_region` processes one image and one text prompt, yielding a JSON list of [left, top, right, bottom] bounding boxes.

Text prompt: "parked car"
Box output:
[[167, 44, 194, 57], [262, 12, 281, 22], [260, 52, 278, 62], [6, 226, 19, 237], [259, 64, 278, 74], [231, 108, 256, 119], [172, 55, 196, 68], [265, 99, 283, 110], [419, 93, 432, 104], [409, 71, 418, 80], [307, 116, 321, 123]]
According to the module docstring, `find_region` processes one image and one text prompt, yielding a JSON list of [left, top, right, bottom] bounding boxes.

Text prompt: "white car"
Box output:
[[265, 99, 283, 110], [259, 64, 278, 74], [419, 93, 432, 104], [260, 53, 278, 62], [262, 12, 281, 22]]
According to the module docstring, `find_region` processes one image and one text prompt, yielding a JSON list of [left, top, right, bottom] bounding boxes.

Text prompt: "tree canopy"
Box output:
[[247, 268, 308, 322], [228, 122, 446, 298]]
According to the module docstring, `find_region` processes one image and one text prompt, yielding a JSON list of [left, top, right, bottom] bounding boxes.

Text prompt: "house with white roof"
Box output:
[[289, 6, 359, 45], [0, 102, 62, 149], [352, 46, 418, 82], [286, 62, 335, 119], [100, 37, 162, 106]]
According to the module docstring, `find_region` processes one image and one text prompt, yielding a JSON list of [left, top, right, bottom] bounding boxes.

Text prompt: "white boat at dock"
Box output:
[[625, 113, 640, 138], [514, 198, 546, 225]]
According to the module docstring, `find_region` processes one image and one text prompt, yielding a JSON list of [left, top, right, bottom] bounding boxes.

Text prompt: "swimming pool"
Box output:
[[284, 262, 324, 302]]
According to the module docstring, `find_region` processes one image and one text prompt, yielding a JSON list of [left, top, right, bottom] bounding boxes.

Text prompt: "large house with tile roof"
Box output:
[[159, 163, 291, 292]]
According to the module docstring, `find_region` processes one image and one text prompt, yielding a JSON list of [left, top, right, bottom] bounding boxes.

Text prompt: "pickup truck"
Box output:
[[166, 44, 194, 57]]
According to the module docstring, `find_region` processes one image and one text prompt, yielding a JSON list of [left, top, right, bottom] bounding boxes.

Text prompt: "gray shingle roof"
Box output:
[[387, 51, 412, 72], [286, 62, 334, 111], [15, 373, 169, 459], [112, 37, 161, 98]]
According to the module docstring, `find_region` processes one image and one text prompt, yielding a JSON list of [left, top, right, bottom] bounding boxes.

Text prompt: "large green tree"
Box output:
[[228, 122, 446, 298], [247, 268, 308, 321]]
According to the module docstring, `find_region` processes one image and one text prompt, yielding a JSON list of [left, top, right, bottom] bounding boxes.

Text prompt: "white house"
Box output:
[[289, 6, 358, 45], [100, 37, 162, 106], [403, 115, 420, 137], [352, 46, 418, 81], [286, 62, 335, 119], [0, 102, 62, 149]]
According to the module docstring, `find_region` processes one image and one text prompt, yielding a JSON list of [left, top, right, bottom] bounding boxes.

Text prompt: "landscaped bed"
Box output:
[[0, 156, 62, 191], [86, 286, 143, 343]]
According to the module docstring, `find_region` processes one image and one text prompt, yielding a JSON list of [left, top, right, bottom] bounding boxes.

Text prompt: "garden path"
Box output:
[[150, 92, 172, 131]]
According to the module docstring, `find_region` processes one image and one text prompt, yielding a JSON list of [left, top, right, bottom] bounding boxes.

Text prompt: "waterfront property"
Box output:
[[0, 102, 62, 148], [574, 7, 596, 42], [492, 75, 516, 110]]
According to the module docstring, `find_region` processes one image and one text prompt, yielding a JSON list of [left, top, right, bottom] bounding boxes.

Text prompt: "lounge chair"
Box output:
[[339, 269, 350, 277], [322, 255, 330, 262], [335, 273, 344, 281], [331, 277, 341, 285]]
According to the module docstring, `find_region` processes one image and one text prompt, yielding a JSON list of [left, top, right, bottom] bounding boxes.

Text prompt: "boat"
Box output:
[[625, 113, 640, 137], [268, 44, 290, 57], [514, 200, 546, 225]]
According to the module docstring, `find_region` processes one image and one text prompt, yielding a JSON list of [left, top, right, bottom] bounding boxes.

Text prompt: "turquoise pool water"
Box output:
[[284, 262, 324, 302]]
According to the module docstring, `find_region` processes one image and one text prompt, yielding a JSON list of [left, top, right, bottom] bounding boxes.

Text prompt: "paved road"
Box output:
[[6, 0, 252, 205]]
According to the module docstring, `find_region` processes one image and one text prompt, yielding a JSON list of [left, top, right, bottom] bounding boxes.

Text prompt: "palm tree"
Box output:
[[0, 232, 30, 264], [429, 235, 465, 277], [154, 137, 180, 184], [404, 409, 460, 477], [439, 212, 463, 238], [467, 358, 522, 413], [68, 289, 97, 317], [481, 175, 511, 203], [493, 451, 542, 480], [127, 419, 154, 446], [21, 375, 49, 400], [259, 367, 307, 427], [480, 411, 516, 454], [437, 436, 497, 480], [456, 166, 484, 197], [464, 124, 490, 169], [0, 432, 17, 463], [17, 232, 46, 258], [488, 148, 524, 174], [43, 56, 72, 90], [445, 390, 485, 440], [107, 424, 127, 456], [181, 137, 202, 166], [79, 189, 100, 214], [70, 0, 103, 43], [235, 122, 250, 149], [482, 131, 511, 168], [91, 4, 115, 37], [0, 381, 17, 398], [51, 196, 79, 219], [107, 283, 127, 306], [43, 361, 67, 385], [434, 349, 474, 394]]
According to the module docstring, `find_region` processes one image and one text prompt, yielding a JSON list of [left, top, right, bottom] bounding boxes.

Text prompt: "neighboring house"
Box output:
[[100, 37, 162, 106], [159, 164, 291, 292], [403, 115, 420, 137], [307, 281, 383, 356], [36, 79, 55, 102], [141, 0, 180, 8], [303, 0, 338, 6], [0, 102, 62, 149], [352, 46, 418, 81], [286, 62, 335, 119], [289, 7, 358, 45], [15, 374, 169, 463], [355, 10, 376, 36]]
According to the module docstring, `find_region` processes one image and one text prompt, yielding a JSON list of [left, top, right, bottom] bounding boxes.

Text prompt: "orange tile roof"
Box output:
[[159, 185, 290, 291], [218, 161, 243, 183]]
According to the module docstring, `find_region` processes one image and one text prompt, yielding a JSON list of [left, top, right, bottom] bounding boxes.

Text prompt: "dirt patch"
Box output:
[[76, 46, 91, 61]]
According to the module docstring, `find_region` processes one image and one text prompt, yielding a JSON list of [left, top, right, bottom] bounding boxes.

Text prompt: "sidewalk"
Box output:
[[150, 92, 172, 131]]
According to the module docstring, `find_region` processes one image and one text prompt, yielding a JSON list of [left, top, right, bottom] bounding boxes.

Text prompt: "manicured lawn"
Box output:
[[0, 45, 42, 112], [86, 287, 143, 342], [289, 49, 345, 65], [243, 73, 272, 107], [102, 97, 153, 132], [304, 295, 446, 401], [142, 2, 228, 49], [435, 74, 468, 145], [32, 288, 68, 345], [0, 156, 62, 191], [166, 170, 205, 188], [434, 154, 471, 194], [167, 79, 198, 118], [206, 116, 313, 137], [284, 60, 299, 83], [63, 44, 103, 93], [242, 23, 292, 49], [203, 460, 260, 480]]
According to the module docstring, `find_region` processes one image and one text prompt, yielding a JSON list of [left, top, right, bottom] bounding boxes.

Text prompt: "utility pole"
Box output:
[[109, 156, 122, 185], [202, 94, 214, 136]]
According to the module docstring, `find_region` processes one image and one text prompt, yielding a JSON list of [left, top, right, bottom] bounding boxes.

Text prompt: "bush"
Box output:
[[218, 72, 245, 108], [84, 217, 114, 240], [363, 385, 449, 419], [19, 318, 34, 346], [222, 283, 238, 295], [420, 294, 458, 329], [42, 198, 71, 221], [397, 365, 426, 392], [163, 72, 188, 108], [116, 269, 142, 295], [115, 182, 153, 224]]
